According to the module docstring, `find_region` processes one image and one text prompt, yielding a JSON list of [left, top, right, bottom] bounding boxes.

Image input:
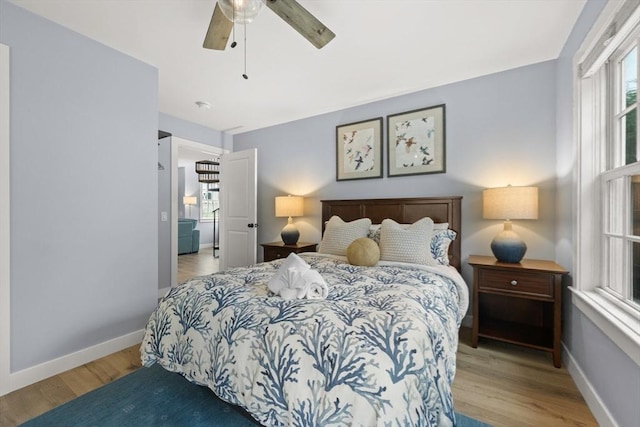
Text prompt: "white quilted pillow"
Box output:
[[379, 217, 437, 265], [319, 216, 372, 256], [368, 221, 449, 244]]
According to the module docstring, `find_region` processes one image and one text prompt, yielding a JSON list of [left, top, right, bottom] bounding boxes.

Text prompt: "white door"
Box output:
[[219, 148, 257, 271]]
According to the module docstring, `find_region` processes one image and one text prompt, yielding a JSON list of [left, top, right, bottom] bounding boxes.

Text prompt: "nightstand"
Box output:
[[468, 255, 568, 368], [261, 242, 317, 262]]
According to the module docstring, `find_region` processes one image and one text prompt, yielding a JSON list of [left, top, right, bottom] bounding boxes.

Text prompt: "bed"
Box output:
[[140, 196, 468, 427]]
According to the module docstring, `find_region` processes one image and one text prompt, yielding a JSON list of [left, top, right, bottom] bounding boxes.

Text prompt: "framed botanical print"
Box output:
[[387, 104, 446, 177], [336, 117, 383, 181]]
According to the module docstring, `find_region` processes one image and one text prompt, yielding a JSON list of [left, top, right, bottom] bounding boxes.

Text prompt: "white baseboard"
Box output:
[[1, 330, 143, 397], [199, 243, 213, 249], [563, 344, 618, 427]]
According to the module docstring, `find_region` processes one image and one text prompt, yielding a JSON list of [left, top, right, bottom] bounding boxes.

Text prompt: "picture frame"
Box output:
[[336, 117, 383, 181], [387, 104, 446, 177]]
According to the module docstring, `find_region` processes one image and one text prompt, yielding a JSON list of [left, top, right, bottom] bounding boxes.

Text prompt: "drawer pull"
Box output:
[[510, 280, 518, 286]]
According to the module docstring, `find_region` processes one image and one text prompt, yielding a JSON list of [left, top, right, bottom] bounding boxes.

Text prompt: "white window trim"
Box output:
[[573, 0, 640, 366]]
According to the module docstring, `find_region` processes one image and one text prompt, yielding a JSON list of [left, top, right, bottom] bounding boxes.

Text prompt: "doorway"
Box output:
[[167, 137, 227, 294]]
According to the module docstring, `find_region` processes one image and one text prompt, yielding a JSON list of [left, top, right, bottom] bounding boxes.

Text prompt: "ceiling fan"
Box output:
[[203, 0, 336, 51]]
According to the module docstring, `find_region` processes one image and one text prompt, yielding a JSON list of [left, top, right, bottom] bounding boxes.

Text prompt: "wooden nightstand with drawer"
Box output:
[[468, 255, 568, 368], [261, 242, 317, 262]]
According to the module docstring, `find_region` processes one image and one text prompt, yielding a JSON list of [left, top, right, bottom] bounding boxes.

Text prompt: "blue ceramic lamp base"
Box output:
[[281, 222, 300, 245], [491, 222, 527, 263]]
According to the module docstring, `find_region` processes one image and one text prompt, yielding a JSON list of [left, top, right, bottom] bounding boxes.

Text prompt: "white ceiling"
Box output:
[[12, 0, 586, 135]]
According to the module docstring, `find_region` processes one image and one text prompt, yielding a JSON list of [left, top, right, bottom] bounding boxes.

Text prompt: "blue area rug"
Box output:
[[22, 364, 490, 426]]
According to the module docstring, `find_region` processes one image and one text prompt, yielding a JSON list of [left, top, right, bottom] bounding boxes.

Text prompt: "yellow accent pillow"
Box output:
[[346, 238, 380, 266]]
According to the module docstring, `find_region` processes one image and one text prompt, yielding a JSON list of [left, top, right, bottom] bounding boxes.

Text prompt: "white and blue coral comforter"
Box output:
[[140, 253, 469, 427]]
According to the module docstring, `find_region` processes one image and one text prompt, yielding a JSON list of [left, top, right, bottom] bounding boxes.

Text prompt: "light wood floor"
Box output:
[[0, 250, 596, 426], [453, 328, 596, 426], [177, 246, 219, 283]]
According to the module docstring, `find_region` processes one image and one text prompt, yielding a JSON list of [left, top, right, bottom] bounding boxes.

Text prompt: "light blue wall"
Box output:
[[1, 0, 158, 371], [556, 2, 640, 427], [234, 61, 560, 292]]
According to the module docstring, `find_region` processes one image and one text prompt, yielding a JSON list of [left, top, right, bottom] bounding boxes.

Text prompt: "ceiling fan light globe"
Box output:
[[218, 0, 263, 24]]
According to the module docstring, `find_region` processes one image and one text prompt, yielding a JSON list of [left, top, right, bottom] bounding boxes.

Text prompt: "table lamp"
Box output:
[[183, 196, 197, 218], [275, 195, 304, 245], [482, 185, 538, 263]]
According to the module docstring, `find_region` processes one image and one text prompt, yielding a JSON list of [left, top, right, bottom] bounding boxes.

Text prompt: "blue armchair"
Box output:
[[178, 218, 200, 255]]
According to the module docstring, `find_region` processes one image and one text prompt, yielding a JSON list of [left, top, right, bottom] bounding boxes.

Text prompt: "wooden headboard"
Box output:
[[321, 197, 462, 271]]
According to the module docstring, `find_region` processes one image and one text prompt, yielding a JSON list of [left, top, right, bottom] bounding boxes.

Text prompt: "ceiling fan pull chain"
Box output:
[[242, 21, 248, 80]]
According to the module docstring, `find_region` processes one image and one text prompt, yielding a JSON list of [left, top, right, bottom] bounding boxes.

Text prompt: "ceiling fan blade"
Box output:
[[203, 3, 233, 50], [264, 0, 335, 49]]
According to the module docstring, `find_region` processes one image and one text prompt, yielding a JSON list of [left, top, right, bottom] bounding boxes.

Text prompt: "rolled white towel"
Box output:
[[267, 253, 329, 300], [300, 269, 329, 300], [279, 287, 301, 301], [290, 271, 312, 299], [280, 269, 311, 300], [267, 253, 310, 295]]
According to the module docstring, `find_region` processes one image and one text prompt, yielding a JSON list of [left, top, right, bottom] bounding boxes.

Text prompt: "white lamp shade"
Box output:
[[275, 195, 304, 218], [183, 196, 197, 206], [483, 186, 538, 220]]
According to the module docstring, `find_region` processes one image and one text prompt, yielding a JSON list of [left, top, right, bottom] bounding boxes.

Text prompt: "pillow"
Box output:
[[368, 221, 453, 264], [346, 238, 380, 266], [431, 229, 457, 265], [367, 221, 449, 244], [379, 217, 437, 265], [318, 216, 372, 256], [367, 224, 381, 243]]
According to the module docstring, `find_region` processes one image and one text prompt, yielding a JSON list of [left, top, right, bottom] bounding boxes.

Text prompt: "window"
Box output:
[[603, 35, 640, 308], [200, 183, 219, 221], [575, 0, 640, 364]]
